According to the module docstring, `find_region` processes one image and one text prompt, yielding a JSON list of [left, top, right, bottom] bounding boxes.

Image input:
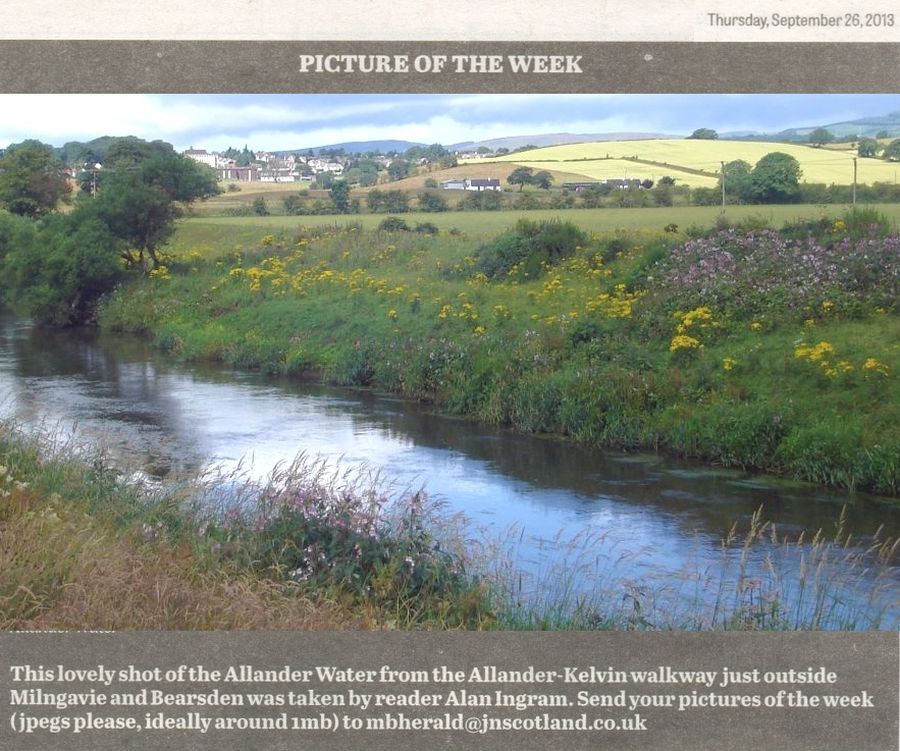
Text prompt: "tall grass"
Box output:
[[0, 421, 491, 630], [1, 423, 895, 630], [492, 507, 899, 631]]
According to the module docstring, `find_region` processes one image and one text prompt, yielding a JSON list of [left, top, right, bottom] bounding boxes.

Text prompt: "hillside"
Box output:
[[479, 139, 900, 187], [448, 132, 670, 152], [777, 111, 900, 140]]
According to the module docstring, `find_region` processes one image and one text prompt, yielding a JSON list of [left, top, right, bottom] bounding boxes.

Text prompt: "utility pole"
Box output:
[[852, 157, 857, 205], [721, 161, 726, 211]]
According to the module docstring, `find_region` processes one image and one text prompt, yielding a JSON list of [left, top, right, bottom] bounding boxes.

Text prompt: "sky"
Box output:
[[1, 94, 899, 152]]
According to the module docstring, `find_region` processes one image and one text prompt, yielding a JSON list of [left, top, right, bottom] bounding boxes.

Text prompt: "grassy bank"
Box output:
[[3, 423, 896, 631], [101, 209, 899, 496], [0, 423, 492, 630]]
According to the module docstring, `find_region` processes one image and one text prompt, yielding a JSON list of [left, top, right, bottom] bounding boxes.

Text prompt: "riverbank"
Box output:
[[0, 422, 493, 630], [2, 420, 897, 631], [100, 210, 899, 496]]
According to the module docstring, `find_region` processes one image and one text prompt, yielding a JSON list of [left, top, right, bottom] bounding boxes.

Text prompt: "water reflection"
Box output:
[[1, 316, 897, 626]]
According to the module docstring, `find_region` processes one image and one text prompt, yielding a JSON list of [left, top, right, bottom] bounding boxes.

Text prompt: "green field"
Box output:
[[181, 204, 900, 242], [478, 139, 900, 187]]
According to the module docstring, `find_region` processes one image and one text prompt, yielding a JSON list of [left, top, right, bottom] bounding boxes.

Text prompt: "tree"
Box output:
[[532, 170, 554, 190], [329, 180, 351, 213], [687, 128, 718, 140], [367, 189, 409, 213], [507, 166, 535, 191], [314, 171, 335, 189], [723, 159, 753, 203], [252, 197, 269, 216], [858, 138, 881, 158], [91, 138, 218, 268], [418, 191, 448, 212], [747, 152, 802, 203], [0, 140, 71, 218], [651, 183, 673, 206], [3, 210, 123, 325], [884, 139, 900, 162], [386, 159, 410, 181], [808, 128, 834, 147]]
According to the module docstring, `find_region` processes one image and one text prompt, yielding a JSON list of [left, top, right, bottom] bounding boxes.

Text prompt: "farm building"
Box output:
[[441, 178, 502, 191]]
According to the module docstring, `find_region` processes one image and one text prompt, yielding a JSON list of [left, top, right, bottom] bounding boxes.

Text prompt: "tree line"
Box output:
[[0, 137, 218, 325]]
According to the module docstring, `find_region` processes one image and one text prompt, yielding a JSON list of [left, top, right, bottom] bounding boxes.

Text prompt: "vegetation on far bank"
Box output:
[[87, 206, 900, 496]]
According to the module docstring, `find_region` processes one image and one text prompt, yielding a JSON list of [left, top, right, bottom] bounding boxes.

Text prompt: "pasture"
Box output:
[[180, 203, 900, 243]]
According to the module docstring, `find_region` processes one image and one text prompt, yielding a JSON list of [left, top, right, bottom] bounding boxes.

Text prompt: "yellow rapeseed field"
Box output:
[[478, 139, 900, 187]]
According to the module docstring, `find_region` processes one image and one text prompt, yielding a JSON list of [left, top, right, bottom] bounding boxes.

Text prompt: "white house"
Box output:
[[183, 148, 217, 169]]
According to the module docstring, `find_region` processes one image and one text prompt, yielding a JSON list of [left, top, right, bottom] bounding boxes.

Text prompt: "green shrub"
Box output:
[[475, 219, 587, 279], [377, 216, 410, 232]]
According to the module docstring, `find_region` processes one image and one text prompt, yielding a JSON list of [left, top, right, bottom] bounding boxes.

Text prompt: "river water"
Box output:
[[1, 315, 897, 628]]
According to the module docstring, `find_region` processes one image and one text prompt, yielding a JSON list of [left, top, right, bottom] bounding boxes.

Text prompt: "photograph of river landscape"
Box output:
[[1, 93, 899, 632]]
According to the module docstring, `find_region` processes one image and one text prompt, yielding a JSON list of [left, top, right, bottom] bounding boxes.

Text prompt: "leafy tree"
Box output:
[[330, 180, 351, 213], [3, 211, 123, 325], [687, 128, 718, 140], [418, 191, 448, 212], [104, 137, 173, 168], [723, 159, 753, 203], [358, 172, 378, 187], [475, 146, 492, 155], [439, 155, 458, 169], [405, 144, 448, 162], [857, 138, 880, 158], [252, 197, 269, 216], [808, 128, 834, 147], [237, 145, 254, 167], [283, 194, 307, 215], [532, 170, 554, 190], [507, 166, 535, 191], [876, 130, 890, 139], [367, 189, 409, 213], [482, 191, 504, 211], [691, 187, 722, 206], [658, 175, 676, 186], [90, 139, 218, 268], [747, 152, 802, 203], [387, 159, 410, 181], [884, 139, 900, 161], [314, 171, 335, 190], [651, 183, 673, 206], [0, 140, 71, 218], [423, 177, 439, 189]]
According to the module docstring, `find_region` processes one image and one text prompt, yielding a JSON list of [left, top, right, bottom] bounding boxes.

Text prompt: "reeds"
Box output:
[[2, 420, 895, 631]]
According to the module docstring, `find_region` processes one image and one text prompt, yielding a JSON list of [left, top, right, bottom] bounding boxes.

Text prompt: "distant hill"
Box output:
[[774, 111, 900, 141], [277, 140, 426, 156], [449, 132, 671, 153]]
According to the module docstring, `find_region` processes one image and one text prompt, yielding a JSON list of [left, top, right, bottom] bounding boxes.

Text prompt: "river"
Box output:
[[1, 315, 897, 628]]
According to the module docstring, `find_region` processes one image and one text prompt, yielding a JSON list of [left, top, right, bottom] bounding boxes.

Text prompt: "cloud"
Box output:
[[2, 93, 899, 152]]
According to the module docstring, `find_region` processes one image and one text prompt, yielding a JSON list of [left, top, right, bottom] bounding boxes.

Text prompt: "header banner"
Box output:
[[0, 41, 897, 93]]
